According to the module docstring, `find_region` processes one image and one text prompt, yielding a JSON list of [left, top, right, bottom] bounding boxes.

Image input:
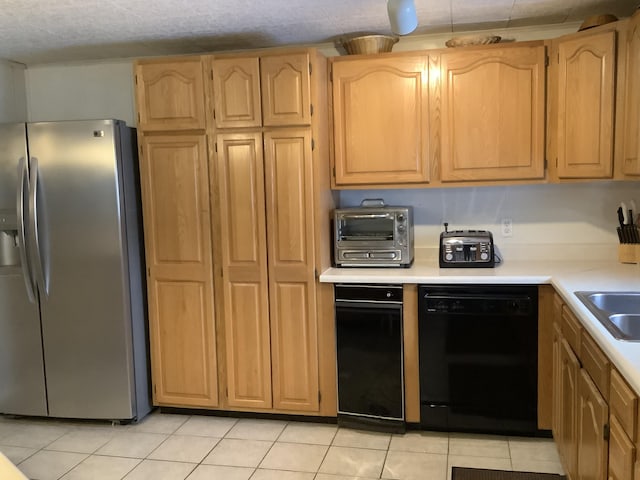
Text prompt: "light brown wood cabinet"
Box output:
[[552, 298, 611, 480], [553, 30, 616, 179], [623, 10, 640, 176], [577, 369, 608, 480], [138, 134, 219, 408], [330, 53, 430, 187], [135, 55, 221, 409], [211, 49, 334, 415], [609, 369, 638, 480], [438, 42, 546, 182], [135, 57, 207, 131], [211, 52, 311, 129]]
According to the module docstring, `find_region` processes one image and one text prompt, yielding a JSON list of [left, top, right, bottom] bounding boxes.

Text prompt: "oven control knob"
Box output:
[[445, 253, 453, 261], [480, 252, 489, 261], [397, 214, 405, 222], [398, 225, 406, 232]]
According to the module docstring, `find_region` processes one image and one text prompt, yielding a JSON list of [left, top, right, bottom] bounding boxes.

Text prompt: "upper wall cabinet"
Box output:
[[437, 42, 546, 182], [135, 57, 207, 131], [554, 30, 616, 179], [331, 54, 430, 187], [623, 11, 640, 176], [211, 57, 262, 128], [211, 52, 311, 129]]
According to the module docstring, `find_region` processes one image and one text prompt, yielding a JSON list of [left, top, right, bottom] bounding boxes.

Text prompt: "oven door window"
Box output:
[[338, 215, 395, 242]]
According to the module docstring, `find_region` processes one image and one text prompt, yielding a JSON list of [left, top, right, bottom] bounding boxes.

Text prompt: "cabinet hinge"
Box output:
[[310, 104, 314, 116], [544, 158, 548, 169], [330, 68, 333, 82], [210, 69, 214, 80], [545, 55, 549, 67], [213, 108, 216, 119], [214, 142, 218, 153], [309, 62, 312, 75], [604, 423, 610, 440], [137, 112, 141, 124], [147, 267, 151, 277], [318, 391, 321, 403], [311, 138, 315, 151], [134, 75, 138, 85], [333, 165, 336, 177], [557, 52, 560, 64]]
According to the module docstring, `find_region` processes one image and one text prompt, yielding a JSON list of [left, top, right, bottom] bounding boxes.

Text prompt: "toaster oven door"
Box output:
[[336, 213, 395, 244]]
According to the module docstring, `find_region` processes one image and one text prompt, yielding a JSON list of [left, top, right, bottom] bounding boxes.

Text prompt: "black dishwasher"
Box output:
[[418, 284, 539, 435], [335, 284, 405, 432]]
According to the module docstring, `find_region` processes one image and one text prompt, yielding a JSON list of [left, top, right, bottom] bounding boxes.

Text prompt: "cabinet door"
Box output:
[[577, 369, 609, 480], [215, 132, 272, 409], [261, 53, 311, 126], [552, 321, 563, 441], [139, 135, 218, 407], [557, 31, 616, 178], [264, 129, 319, 412], [439, 44, 546, 182], [135, 59, 206, 131], [332, 55, 430, 186], [609, 414, 636, 480], [212, 57, 262, 128], [560, 338, 580, 480], [623, 12, 640, 175]]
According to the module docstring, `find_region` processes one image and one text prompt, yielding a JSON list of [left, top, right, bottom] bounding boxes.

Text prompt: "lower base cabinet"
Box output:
[[553, 292, 640, 480]]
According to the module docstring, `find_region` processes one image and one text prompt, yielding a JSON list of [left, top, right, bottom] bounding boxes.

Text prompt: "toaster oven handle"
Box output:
[[342, 214, 393, 219]]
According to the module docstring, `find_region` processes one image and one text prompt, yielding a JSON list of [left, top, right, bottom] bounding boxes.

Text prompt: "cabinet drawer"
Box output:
[[580, 332, 610, 400], [561, 305, 582, 356], [610, 368, 638, 441]]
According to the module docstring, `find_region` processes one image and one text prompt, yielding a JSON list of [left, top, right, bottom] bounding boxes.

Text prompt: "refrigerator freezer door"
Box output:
[[27, 120, 137, 420], [0, 271, 47, 416], [0, 123, 47, 416]]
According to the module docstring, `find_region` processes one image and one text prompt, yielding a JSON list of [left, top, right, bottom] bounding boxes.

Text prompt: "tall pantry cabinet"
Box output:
[[134, 56, 219, 408], [134, 50, 336, 416], [209, 50, 336, 414]]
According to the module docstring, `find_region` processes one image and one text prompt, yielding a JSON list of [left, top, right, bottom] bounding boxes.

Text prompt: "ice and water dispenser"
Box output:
[[0, 211, 20, 267]]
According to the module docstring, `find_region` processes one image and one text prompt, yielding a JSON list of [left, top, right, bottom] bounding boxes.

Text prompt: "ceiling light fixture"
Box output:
[[387, 0, 418, 35]]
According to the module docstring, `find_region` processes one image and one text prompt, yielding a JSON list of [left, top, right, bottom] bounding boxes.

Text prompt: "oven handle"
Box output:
[[336, 300, 403, 309], [340, 214, 393, 219]]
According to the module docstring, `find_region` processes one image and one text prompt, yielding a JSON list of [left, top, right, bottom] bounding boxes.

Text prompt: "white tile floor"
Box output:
[[0, 411, 565, 480]]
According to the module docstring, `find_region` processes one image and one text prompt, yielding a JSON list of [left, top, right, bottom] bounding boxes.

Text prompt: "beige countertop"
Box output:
[[320, 260, 640, 397]]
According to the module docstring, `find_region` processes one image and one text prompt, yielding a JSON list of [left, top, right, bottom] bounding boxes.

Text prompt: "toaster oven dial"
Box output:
[[480, 252, 489, 261]]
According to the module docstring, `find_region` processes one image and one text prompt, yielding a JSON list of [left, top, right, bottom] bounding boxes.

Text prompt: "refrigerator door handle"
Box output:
[[28, 157, 49, 297], [17, 157, 36, 303]]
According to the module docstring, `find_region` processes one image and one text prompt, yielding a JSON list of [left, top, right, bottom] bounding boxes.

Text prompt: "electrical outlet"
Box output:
[[501, 218, 513, 237]]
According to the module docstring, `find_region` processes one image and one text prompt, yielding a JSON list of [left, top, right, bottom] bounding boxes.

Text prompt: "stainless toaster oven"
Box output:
[[333, 201, 414, 267]]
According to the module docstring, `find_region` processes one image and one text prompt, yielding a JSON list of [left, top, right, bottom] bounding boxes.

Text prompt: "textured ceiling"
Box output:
[[1, 0, 638, 65]]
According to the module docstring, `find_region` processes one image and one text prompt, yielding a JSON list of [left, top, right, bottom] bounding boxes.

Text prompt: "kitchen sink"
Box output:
[[575, 292, 640, 341]]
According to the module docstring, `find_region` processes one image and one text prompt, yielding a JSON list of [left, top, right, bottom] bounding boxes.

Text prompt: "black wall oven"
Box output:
[[418, 284, 539, 435], [335, 284, 404, 432]]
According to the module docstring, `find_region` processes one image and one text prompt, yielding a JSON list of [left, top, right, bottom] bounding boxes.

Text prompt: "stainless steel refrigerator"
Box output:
[[0, 119, 151, 422]]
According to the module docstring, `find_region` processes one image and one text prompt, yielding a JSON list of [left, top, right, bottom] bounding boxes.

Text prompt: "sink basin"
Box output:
[[575, 291, 640, 341]]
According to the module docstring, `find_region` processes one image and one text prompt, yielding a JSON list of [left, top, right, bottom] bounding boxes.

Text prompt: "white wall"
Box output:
[[0, 60, 27, 122], [25, 60, 136, 126], [340, 182, 640, 261]]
